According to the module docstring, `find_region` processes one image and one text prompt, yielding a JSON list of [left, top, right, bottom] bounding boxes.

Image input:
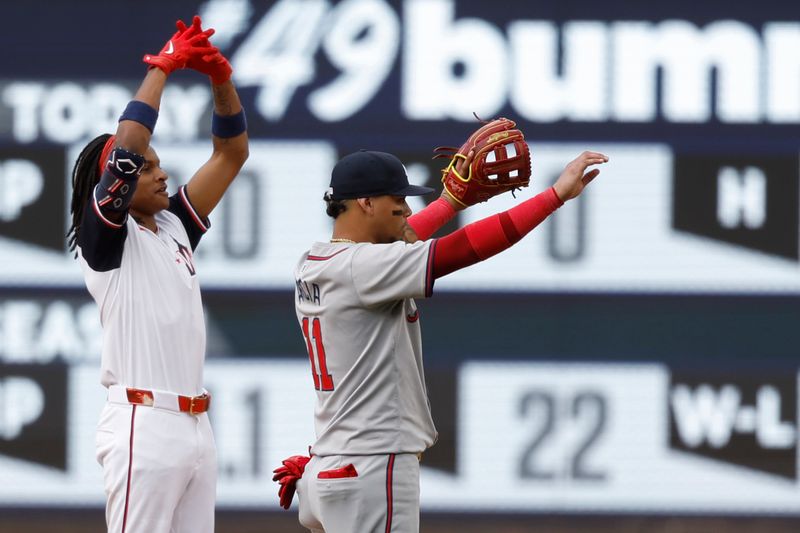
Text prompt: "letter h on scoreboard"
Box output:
[[672, 154, 799, 260]]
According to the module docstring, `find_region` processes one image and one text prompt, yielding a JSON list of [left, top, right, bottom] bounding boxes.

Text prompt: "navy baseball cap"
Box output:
[[327, 150, 435, 200]]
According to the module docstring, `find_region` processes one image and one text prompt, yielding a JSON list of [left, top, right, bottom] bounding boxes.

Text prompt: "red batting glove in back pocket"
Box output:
[[317, 464, 358, 479]]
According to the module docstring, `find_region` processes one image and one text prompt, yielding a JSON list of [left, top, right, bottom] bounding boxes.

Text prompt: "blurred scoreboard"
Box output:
[[1, 360, 799, 513], [0, 0, 799, 514], [1, 140, 799, 292]]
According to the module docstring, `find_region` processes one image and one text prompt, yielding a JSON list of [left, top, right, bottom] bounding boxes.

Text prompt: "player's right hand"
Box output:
[[552, 151, 609, 202], [143, 16, 216, 76]]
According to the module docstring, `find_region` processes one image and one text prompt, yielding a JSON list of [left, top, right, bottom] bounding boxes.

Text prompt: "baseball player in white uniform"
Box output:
[[67, 17, 248, 533], [275, 148, 608, 532]]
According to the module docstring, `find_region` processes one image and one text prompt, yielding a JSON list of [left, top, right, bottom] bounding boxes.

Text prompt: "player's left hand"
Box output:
[[272, 454, 311, 510], [551, 151, 609, 201], [143, 16, 216, 76], [189, 46, 232, 85], [179, 16, 233, 84]]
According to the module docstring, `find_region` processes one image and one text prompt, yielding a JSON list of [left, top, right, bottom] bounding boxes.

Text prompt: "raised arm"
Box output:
[[69, 17, 216, 262], [95, 17, 216, 224], [431, 151, 609, 278], [124, 16, 214, 155], [115, 69, 166, 156], [171, 16, 249, 219], [184, 78, 249, 218]]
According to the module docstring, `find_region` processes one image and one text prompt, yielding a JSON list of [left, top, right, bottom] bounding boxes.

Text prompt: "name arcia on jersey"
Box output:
[[296, 279, 321, 305]]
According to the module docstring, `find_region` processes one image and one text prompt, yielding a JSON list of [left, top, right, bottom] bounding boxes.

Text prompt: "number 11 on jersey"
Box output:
[[301, 316, 334, 391]]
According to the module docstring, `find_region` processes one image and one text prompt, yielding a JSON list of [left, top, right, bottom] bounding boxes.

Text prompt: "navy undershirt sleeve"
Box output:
[[78, 198, 127, 272]]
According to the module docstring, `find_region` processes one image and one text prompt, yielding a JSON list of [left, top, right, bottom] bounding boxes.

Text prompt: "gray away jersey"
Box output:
[[294, 240, 438, 456], [78, 186, 209, 396]]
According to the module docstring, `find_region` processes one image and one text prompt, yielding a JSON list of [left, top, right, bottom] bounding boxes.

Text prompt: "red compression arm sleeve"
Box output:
[[432, 187, 563, 278], [407, 197, 457, 241]]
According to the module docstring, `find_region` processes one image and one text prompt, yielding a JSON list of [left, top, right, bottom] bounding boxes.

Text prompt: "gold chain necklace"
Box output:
[[330, 238, 357, 244]]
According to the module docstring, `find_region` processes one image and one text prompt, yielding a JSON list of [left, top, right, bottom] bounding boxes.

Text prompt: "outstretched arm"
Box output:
[[184, 79, 249, 218], [431, 151, 608, 278], [404, 191, 460, 242]]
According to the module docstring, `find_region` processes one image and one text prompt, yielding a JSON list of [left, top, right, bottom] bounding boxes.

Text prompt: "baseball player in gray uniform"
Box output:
[[275, 148, 608, 532], [67, 17, 247, 533]]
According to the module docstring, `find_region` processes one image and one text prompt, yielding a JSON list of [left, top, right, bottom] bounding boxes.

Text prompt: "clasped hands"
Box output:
[[143, 15, 232, 84]]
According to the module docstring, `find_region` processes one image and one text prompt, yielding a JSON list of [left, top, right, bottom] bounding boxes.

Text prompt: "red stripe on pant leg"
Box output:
[[385, 454, 395, 533], [121, 405, 137, 533]]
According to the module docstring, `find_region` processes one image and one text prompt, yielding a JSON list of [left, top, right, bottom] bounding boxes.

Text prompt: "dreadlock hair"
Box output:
[[67, 133, 112, 255]]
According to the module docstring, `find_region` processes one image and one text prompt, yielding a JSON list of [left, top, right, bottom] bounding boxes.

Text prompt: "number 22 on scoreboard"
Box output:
[[301, 316, 335, 391]]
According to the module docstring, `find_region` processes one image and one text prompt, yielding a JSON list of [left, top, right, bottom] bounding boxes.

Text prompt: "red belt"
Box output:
[[125, 387, 211, 415]]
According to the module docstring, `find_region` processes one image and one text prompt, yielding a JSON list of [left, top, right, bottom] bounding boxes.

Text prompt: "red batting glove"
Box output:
[[194, 49, 233, 85], [143, 16, 216, 76], [180, 16, 233, 84], [272, 455, 310, 510]]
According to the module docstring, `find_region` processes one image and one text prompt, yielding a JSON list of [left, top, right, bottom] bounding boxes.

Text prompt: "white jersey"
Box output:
[[78, 185, 209, 396], [294, 240, 438, 456]]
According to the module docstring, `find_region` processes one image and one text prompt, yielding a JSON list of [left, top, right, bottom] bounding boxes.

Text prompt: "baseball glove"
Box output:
[[434, 117, 531, 207]]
